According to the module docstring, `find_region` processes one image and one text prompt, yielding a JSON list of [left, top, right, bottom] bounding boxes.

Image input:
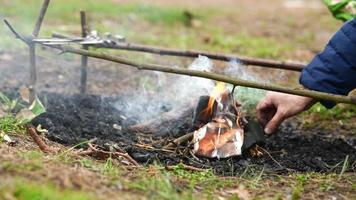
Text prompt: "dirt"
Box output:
[[30, 92, 356, 175]]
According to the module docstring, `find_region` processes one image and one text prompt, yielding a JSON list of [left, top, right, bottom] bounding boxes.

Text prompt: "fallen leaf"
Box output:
[[36, 124, 48, 134], [16, 108, 36, 123], [3, 134, 12, 143], [19, 87, 30, 103], [29, 97, 46, 116]]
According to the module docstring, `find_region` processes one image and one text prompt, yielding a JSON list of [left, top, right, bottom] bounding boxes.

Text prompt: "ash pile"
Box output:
[[31, 88, 356, 174]]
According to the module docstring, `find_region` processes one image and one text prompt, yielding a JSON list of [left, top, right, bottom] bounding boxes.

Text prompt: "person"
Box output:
[[256, 4, 356, 134]]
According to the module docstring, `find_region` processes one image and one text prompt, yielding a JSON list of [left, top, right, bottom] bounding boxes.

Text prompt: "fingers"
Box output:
[[264, 109, 285, 134], [256, 97, 274, 127]]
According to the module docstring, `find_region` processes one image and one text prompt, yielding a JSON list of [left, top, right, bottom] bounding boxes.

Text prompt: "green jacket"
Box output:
[[324, 0, 356, 21]]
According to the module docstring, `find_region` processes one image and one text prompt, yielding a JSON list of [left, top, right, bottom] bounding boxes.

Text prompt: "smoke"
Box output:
[[114, 55, 268, 123], [113, 55, 215, 122], [224, 59, 266, 110]]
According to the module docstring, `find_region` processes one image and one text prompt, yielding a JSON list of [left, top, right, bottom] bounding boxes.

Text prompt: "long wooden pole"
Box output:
[[95, 42, 306, 71], [50, 33, 305, 72], [57, 46, 355, 105]]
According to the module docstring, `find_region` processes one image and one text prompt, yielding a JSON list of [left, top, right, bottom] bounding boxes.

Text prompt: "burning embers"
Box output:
[[192, 82, 263, 159]]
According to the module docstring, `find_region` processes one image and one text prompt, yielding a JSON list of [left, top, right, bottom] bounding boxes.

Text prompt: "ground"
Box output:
[[0, 0, 355, 199]]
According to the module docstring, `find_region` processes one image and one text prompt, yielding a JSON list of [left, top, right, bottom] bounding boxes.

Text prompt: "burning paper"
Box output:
[[193, 82, 246, 158]]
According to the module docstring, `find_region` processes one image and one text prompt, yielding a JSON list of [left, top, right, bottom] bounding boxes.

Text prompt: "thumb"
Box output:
[[264, 110, 285, 134]]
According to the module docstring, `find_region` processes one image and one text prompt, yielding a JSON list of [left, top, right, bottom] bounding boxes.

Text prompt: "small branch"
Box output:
[[57, 46, 356, 105], [30, 0, 50, 102], [32, 0, 50, 37], [165, 163, 209, 172], [87, 143, 140, 167], [164, 132, 194, 150], [257, 146, 283, 168], [3, 19, 29, 44], [80, 11, 89, 94], [29, 44, 37, 102], [26, 125, 54, 153]]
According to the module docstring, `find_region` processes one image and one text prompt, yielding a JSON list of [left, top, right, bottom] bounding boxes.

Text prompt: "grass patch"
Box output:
[[302, 103, 356, 130], [209, 31, 293, 58], [0, 178, 93, 200], [127, 169, 194, 200], [0, 115, 25, 135]]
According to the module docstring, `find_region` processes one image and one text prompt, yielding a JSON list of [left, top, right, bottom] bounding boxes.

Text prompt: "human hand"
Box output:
[[256, 91, 316, 134]]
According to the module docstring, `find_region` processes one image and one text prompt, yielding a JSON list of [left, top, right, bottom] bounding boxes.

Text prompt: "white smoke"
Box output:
[[224, 59, 266, 110], [114, 55, 215, 122]]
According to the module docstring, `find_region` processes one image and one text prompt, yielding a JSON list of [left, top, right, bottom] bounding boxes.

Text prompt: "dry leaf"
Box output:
[[16, 108, 36, 122], [19, 87, 30, 103], [36, 124, 48, 134]]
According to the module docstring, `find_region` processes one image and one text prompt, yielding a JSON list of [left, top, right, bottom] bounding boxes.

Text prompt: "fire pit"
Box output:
[[30, 90, 356, 174]]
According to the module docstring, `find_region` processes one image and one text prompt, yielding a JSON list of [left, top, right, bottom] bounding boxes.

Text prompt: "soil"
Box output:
[[31, 92, 356, 175]]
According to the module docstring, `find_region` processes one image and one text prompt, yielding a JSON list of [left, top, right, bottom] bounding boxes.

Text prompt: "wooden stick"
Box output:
[[27, 125, 54, 153], [51, 32, 305, 71], [164, 132, 194, 150], [95, 42, 305, 71], [80, 11, 89, 94], [87, 143, 140, 166], [165, 163, 209, 172], [56, 46, 356, 105], [29, 0, 51, 102], [32, 0, 50, 37], [29, 44, 37, 102]]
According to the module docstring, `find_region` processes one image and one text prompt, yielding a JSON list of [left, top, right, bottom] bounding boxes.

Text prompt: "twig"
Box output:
[[3, 19, 29, 43], [29, 0, 51, 102], [29, 44, 37, 102], [87, 143, 140, 167], [164, 132, 194, 150], [80, 11, 89, 94], [32, 0, 50, 37], [257, 146, 283, 168], [26, 125, 54, 153], [165, 163, 209, 172], [56, 46, 356, 105], [134, 143, 176, 153]]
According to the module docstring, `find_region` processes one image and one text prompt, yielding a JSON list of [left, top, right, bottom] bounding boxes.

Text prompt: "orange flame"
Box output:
[[201, 82, 226, 118]]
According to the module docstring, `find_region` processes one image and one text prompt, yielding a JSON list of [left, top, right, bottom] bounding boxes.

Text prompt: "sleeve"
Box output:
[[299, 17, 356, 108]]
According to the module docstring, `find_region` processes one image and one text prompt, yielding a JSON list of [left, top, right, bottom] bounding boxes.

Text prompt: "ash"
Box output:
[[32, 92, 356, 175]]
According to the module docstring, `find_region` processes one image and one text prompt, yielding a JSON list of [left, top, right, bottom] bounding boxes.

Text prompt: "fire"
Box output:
[[193, 81, 245, 159], [201, 82, 226, 118]]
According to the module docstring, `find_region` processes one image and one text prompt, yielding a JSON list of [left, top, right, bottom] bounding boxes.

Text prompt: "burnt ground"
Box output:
[[31, 92, 356, 175]]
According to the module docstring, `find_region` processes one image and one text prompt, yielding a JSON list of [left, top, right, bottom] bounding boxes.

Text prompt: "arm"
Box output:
[[257, 17, 356, 134]]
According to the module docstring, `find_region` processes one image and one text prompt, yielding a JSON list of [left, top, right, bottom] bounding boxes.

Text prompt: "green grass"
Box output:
[[209, 31, 293, 58], [0, 178, 93, 200], [0, 0, 291, 59], [302, 103, 356, 129], [0, 115, 25, 135]]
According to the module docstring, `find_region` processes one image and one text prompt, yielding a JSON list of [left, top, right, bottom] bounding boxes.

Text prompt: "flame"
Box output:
[[202, 82, 226, 118]]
